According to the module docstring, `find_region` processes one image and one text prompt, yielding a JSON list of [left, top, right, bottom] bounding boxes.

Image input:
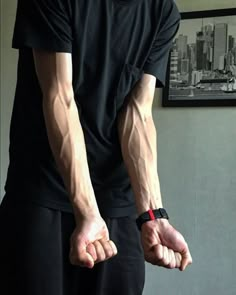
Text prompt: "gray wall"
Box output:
[[144, 0, 236, 294], [1, 1, 236, 294], [144, 96, 236, 295], [0, 0, 17, 196], [0, 0, 1, 194]]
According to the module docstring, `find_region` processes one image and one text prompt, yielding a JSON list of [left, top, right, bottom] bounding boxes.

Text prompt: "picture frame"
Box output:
[[162, 8, 236, 107]]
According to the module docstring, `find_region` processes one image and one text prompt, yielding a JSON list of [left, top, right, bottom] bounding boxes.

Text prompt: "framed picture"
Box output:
[[162, 8, 236, 107]]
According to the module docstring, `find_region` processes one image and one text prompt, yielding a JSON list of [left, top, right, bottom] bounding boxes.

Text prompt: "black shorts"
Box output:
[[0, 196, 145, 295]]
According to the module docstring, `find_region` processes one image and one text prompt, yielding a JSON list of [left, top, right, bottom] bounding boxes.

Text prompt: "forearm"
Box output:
[[117, 80, 163, 214], [43, 93, 99, 221]]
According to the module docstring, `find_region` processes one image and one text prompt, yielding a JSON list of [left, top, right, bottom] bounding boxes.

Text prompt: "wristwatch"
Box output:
[[136, 208, 169, 230]]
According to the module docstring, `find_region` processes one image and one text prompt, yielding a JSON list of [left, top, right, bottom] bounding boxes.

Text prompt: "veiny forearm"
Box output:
[[43, 94, 99, 221], [117, 83, 163, 214]]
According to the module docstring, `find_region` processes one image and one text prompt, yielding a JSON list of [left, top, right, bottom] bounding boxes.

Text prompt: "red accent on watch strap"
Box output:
[[148, 209, 155, 220]]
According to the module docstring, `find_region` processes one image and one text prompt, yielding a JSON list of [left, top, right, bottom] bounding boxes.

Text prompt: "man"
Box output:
[[0, 0, 192, 294]]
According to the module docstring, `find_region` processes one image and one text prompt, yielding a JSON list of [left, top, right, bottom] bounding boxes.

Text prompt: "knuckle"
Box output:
[[109, 242, 117, 257], [169, 261, 176, 269], [100, 240, 115, 259], [106, 247, 113, 258], [162, 257, 169, 266], [97, 254, 106, 262], [156, 251, 163, 260], [96, 250, 106, 261]]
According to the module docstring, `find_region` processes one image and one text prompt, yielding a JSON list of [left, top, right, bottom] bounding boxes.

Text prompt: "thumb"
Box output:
[[82, 252, 95, 269], [70, 244, 95, 268], [179, 245, 193, 271], [161, 229, 192, 271]]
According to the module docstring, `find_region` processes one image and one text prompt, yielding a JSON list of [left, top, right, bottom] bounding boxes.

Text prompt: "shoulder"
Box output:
[[148, 0, 180, 22]]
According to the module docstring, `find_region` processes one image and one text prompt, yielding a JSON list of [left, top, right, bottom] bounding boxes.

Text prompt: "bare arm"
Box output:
[[117, 74, 162, 214], [33, 51, 98, 221], [33, 50, 117, 268], [117, 74, 192, 271]]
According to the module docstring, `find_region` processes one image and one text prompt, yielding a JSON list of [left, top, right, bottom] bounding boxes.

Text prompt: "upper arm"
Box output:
[[122, 73, 156, 117], [33, 50, 73, 101], [13, 0, 74, 101], [13, 0, 73, 53]]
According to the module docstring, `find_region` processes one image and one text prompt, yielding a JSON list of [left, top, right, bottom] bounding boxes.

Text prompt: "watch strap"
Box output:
[[136, 208, 169, 230]]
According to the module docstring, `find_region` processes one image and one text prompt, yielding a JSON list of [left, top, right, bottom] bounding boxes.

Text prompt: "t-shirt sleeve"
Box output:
[[12, 0, 73, 53], [143, 0, 181, 88]]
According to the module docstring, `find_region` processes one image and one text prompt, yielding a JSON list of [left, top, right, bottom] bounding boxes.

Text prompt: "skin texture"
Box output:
[[33, 50, 192, 270], [33, 51, 117, 268], [117, 75, 163, 214], [117, 74, 192, 270]]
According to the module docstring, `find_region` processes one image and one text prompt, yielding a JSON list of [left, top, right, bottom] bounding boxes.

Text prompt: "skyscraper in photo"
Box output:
[[203, 25, 214, 70], [226, 51, 234, 70], [196, 25, 213, 71], [170, 48, 179, 81], [196, 31, 205, 70], [213, 23, 228, 70], [228, 35, 235, 52], [181, 59, 189, 73], [187, 43, 196, 76], [176, 34, 188, 59], [233, 48, 236, 65]]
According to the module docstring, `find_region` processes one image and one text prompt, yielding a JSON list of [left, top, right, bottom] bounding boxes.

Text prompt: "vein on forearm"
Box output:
[[33, 51, 100, 221], [118, 83, 162, 213], [43, 92, 96, 214]]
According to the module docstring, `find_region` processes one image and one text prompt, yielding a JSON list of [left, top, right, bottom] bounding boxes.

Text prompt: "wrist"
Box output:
[[137, 200, 163, 216], [72, 196, 100, 225], [136, 208, 169, 230], [73, 207, 101, 225], [135, 187, 163, 215]]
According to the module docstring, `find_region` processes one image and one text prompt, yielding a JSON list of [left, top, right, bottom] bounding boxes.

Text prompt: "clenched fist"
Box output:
[[69, 215, 117, 268], [141, 219, 192, 271]]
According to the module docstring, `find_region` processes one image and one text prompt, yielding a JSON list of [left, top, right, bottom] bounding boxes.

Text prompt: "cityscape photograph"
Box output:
[[168, 13, 236, 101]]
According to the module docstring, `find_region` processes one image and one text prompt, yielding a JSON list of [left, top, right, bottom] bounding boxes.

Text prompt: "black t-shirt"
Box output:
[[5, 0, 180, 217]]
